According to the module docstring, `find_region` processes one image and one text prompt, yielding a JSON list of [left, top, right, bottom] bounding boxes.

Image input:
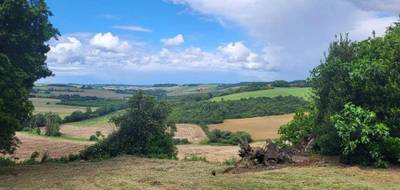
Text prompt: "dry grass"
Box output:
[[10, 133, 93, 161], [60, 124, 117, 139], [1, 156, 400, 190], [177, 144, 239, 162], [208, 114, 294, 141], [174, 124, 208, 144]]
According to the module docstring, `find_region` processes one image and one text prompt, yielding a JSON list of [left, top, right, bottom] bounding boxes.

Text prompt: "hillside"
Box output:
[[1, 156, 399, 190], [210, 87, 311, 101]]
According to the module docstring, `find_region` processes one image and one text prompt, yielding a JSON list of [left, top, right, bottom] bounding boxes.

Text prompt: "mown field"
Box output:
[[210, 87, 311, 101], [208, 114, 294, 141], [30, 98, 89, 118], [1, 156, 400, 190]]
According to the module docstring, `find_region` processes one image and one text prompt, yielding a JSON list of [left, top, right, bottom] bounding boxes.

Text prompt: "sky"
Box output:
[[41, 0, 400, 85]]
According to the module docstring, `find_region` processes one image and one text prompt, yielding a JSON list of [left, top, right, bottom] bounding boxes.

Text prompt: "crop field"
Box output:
[[1, 156, 400, 190], [210, 87, 311, 101], [208, 114, 294, 141], [30, 98, 89, 118]]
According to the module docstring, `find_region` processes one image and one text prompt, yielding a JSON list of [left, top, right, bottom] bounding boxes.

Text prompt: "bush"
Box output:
[[223, 157, 238, 166], [278, 110, 313, 145], [208, 129, 253, 145], [332, 103, 389, 167], [44, 113, 62, 137], [0, 157, 16, 167], [81, 93, 177, 160], [89, 135, 98, 141], [173, 138, 190, 145], [30, 113, 47, 127]]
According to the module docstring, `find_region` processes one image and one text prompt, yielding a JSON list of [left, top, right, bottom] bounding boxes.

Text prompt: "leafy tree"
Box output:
[[0, 0, 58, 154], [278, 110, 314, 145], [81, 93, 177, 160], [332, 103, 389, 167], [44, 113, 62, 137]]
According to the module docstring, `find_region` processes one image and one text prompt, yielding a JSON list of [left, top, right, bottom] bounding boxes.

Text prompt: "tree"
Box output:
[[44, 113, 62, 137], [0, 0, 58, 154], [81, 93, 177, 160]]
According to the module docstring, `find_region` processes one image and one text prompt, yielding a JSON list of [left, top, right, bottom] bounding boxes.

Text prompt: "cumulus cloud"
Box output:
[[168, 0, 398, 79], [161, 34, 185, 46], [89, 32, 130, 52], [113, 25, 152, 32], [46, 33, 275, 79]]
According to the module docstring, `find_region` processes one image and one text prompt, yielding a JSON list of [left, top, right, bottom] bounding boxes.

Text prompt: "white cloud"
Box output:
[[161, 34, 185, 46], [168, 0, 398, 79], [89, 32, 130, 52], [113, 25, 152, 32]]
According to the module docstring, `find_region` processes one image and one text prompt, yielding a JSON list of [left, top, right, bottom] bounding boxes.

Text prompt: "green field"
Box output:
[[210, 87, 311, 101], [67, 110, 124, 127], [30, 98, 89, 118]]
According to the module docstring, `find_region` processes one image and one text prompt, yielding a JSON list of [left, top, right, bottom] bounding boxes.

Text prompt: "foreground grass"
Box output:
[[210, 87, 311, 102], [0, 156, 399, 190]]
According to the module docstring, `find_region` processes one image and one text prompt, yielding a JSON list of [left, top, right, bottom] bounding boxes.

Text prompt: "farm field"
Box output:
[[210, 87, 311, 101], [30, 98, 89, 118], [208, 114, 294, 141], [1, 155, 400, 190]]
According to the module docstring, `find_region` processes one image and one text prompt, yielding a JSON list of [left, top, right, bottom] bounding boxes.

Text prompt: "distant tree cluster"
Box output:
[[279, 19, 400, 167], [170, 96, 308, 125], [0, 0, 58, 154]]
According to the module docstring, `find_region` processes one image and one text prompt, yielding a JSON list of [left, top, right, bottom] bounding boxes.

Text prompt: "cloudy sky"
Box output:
[[42, 0, 399, 84]]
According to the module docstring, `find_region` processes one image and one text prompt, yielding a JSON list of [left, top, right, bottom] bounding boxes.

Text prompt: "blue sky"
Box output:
[[42, 0, 399, 84]]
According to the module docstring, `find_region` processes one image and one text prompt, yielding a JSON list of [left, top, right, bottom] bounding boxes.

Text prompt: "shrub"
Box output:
[[30, 113, 47, 128], [278, 110, 313, 145], [173, 138, 190, 145], [332, 103, 389, 167], [208, 129, 253, 145], [89, 135, 98, 141], [223, 157, 238, 166], [0, 157, 16, 167], [81, 93, 177, 160], [44, 113, 61, 137]]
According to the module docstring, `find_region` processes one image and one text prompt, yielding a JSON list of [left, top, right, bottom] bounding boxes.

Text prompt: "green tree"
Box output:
[[81, 93, 177, 160], [44, 113, 62, 137], [0, 0, 58, 154]]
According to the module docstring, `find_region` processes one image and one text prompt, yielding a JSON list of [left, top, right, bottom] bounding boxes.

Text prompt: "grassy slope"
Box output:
[[210, 87, 311, 102], [30, 97, 88, 118], [66, 110, 124, 127], [1, 156, 399, 190]]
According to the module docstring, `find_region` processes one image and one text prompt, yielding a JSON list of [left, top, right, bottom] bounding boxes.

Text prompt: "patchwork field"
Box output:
[[210, 87, 311, 101], [30, 98, 89, 118], [1, 156, 400, 190], [174, 124, 208, 143], [208, 114, 294, 141]]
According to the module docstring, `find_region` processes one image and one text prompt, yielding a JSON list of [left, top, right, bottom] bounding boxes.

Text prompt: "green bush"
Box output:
[[278, 110, 313, 145], [332, 103, 389, 167], [223, 157, 238, 166], [89, 135, 98, 141], [208, 129, 252, 145], [81, 93, 177, 160], [0, 157, 16, 167], [173, 138, 190, 145]]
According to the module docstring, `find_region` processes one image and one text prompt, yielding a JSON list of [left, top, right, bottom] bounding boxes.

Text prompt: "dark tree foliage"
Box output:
[[0, 0, 58, 154], [170, 96, 308, 125], [81, 93, 177, 160], [280, 19, 400, 166]]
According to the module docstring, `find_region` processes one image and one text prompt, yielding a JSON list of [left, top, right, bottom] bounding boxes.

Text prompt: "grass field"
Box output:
[[208, 114, 294, 141], [30, 98, 89, 118], [1, 156, 399, 190], [210, 87, 311, 101]]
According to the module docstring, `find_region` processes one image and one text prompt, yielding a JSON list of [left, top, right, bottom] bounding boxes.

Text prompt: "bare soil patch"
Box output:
[[174, 124, 208, 143], [208, 114, 294, 140]]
